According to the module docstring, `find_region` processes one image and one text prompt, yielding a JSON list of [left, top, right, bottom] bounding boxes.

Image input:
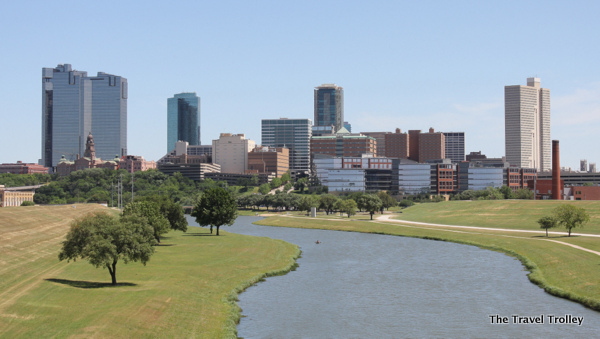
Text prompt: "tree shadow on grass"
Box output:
[[155, 243, 175, 246], [532, 235, 580, 239], [45, 278, 137, 289], [182, 233, 220, 236]]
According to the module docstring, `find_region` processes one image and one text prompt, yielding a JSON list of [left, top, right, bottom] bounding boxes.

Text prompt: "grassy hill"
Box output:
[[0, 205, 299, 338], [395, 200, 600, 234]]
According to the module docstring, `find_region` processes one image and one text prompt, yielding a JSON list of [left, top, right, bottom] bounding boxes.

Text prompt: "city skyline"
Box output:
[[1, 2, 600, 170]]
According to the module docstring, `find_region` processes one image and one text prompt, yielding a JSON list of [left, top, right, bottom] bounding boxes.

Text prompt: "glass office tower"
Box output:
[[262, 118, 312, 177], [167, 93, 200, 152], [314, 84, 344, 132], [41, 64, 127, 167]]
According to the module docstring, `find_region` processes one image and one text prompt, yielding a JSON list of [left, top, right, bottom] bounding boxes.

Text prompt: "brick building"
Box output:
[[311, 128, 376, 158], [247, 146, 289, 177], [0, 161, 49, 174]]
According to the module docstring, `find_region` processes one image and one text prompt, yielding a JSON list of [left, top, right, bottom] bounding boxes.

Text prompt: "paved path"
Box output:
[[375, 214, 600, 256], [376, 214, 600, 238]]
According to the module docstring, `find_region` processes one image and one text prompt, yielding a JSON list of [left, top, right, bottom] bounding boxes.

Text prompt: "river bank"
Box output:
[[255, 213, 600, 312]]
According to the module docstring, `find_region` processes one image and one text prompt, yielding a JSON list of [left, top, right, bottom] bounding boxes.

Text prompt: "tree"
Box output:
[[20, 200, 35, 206], [358, 194, 383, 220], [123, 201, 171, 243], [297, 195, 318, 213], [294, 177, 308, 193], [319, 194, 339, 215], [552, 204, 590, 237], [58, 211, 156, 285], [499, 186, 514, 199], [337, 199, 357, 218], [191, 187, 238, 235], [377, 191, 397, 212], [137, 195, 188, 232], [538, 216, 558, 237], [258, 183, 271, 195], [270, 177, 282, 189]]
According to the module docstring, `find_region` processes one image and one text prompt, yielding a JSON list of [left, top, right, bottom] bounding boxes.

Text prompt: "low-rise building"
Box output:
[[0, 185, 36, 207], [0, 161, 49, 174], [247, 146, 289, 177]]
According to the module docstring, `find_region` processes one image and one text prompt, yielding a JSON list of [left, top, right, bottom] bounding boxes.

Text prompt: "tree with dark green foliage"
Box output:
[[270, 177, 282, 189], [358, 194, 383, 220], [123, 201, 170, 243], [336, 199, 357, 218], [377, 191, 397, 212], [319, 194, 339, 215], [137, 195, 187, 232], [191, 187, 238, 235], [297, 195, 318, 213], [294, 177, 308, 193], [258, 183, 271, 195], [538, 216, 558, 237], [552, 204, 590, 236], [58, 211, 156, 285], [20, 200, 35, 206]]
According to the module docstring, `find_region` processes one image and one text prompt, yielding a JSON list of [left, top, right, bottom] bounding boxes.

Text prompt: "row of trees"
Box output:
[[237, 191, 399, 219], [451, 186, 534, 200], [538, 204, 590, 237], [60, 186, 239, 284]]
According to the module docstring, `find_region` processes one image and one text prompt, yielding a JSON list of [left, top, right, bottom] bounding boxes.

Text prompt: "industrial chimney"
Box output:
[[552, 140, 561, 200]]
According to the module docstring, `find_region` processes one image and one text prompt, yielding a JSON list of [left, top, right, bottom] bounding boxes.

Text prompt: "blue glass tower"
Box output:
[[42, 64, 127, 167], [314, 84, 344, 132], [167, 93, 200, 152]]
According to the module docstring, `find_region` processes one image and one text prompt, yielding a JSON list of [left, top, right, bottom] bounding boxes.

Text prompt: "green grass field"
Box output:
[[256, 201, 600, 312], [0, 205, 299, 338], [394, 200, 600, 234]]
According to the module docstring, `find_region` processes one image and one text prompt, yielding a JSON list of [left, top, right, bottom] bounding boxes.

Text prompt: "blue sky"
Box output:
[[1, 1, 599, 170]]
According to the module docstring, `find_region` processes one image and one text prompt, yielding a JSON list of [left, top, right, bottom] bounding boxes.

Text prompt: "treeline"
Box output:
[[238, 191, 398, 219], [0, 169, 224, 206]]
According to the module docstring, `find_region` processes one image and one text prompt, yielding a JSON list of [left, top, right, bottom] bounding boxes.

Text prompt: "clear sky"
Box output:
[[1, 1, 599, 170]]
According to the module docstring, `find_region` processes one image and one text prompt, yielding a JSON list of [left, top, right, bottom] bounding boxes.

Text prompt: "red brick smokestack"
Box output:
[[552, 140, 561, 200]]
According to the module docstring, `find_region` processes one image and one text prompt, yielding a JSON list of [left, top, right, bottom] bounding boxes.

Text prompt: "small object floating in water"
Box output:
[[315, 240, 321, 244]]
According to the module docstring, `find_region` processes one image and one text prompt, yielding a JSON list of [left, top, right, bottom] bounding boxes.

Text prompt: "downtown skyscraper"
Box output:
[[41, 64, 127, 168], [504, 77, 550, 172], [167, 92, 200, 152], [314, 84, 344, 133], [262, 118, 312, 177]]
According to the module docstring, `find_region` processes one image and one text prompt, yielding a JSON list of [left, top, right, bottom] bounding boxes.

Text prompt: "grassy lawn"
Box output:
[[0, 205, 299, 338], [256, 210, 600, 312], [394, 200, 600, 234]]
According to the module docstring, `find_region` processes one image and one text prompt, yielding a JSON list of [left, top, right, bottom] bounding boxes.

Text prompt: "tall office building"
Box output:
[[314, 84, 344, 132], [505, 77, 550, 171], [262, 118, 312, 177], [167, 92, 200, 152], [42, 64, 127, 167], [443, 132, 465, 163]]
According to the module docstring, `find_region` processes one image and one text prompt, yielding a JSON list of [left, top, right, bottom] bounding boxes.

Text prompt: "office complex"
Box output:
[[314, 84, 344, 132], [212, 133, 255, 174], [262, 118, 312, 177], [311, 129, 377, 158], [167, 92, 200, 152], [42, 64, 127, 168], [443, 132, 465, 163], [505, 77, 550, 172]]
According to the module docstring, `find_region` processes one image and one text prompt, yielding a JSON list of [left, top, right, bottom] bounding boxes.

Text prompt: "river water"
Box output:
[[190, 216, 600, 338]]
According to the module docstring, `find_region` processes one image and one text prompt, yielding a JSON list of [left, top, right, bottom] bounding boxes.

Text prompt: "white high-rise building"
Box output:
[[504, 77, 550, 172]]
